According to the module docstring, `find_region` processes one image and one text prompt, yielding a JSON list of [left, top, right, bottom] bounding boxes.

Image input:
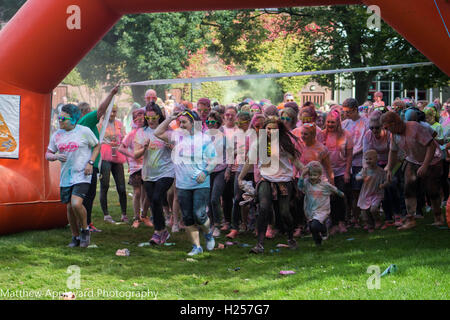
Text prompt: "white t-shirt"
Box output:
[[135, 127, 175, 182], [169, 130, 216, 189], [298, 177, 339, 223], [48, 125, 98, 187], [249, 140, 293, 183]]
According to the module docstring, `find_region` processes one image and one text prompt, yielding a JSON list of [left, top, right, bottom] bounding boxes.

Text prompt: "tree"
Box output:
[[201, 10, 319, 103], [0, 0, 26, 22], [205, 6, 449, 104], [104, 12, 207, 104], [272, 6, 449, 103], [66, 12, 209, 104]]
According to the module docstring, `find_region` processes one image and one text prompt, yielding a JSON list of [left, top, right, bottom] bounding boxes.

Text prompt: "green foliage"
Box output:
[[74, 12, 208, 103], [277, 5, 449, 102], [62, 68, 84, 87], [202, 11, 320, 102], [205, 6, 449, 104], [0, 0, 26, 21]]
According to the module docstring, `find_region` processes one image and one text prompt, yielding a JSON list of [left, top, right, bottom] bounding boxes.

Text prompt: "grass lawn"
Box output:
[[0, 173, 449, 300]]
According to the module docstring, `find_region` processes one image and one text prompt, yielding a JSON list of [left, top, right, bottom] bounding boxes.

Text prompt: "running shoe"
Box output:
[[68, 236, 80, 248], [88, 223, 102, 233], [131, 219, 140, 229], [149, 233, 161, 245], [204, 231, 215, 251], [79, 229, 90, 248], [141, 216, 154, 227], [288, 239, 298, 250], [249, 243, 264, 254], [187, 245, 203, 256], [103, 215, 116, 224], [172, 223, 180, 233], [160, 230, 171, 244], [212, 227, 221, 238], [226, 229, 239, 239]]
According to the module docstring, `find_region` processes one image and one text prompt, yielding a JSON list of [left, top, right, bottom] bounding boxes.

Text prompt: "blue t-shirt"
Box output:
[[169, 130, 216, 190]]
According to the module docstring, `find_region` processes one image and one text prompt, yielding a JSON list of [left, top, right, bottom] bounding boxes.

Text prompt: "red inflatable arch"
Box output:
[[0, 0, 449, 235]]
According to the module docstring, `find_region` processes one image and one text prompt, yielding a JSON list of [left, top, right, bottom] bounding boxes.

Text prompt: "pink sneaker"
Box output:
[[329, 225, 339, 236], [338, 223, 347, 233], [381, 221, 395, 230], [265, 225, 276, 239], [226, 229, 239, 239], [293, 228, 302, 238], [220, 222, 230, 231]]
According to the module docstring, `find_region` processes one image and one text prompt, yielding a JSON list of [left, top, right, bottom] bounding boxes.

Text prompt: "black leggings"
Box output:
[[309, 219, 327, 245], [291, 178, 306, 228], [209, 170, 226, 225], [222, 171, 235, 224], [100, 161, 127, 215], [143, 177, 174, 231], [257, 181, 294, 244], [231, 172, 254, 230], [330, 175, 351, 225], [83, 167, 98, 225]]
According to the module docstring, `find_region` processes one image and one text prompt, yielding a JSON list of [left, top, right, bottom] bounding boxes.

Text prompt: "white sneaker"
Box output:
[[212, 227, 221, 238], [172, 223, 180, 233], [187, 245, 203, 256], [204, 232, 215, 251], [104, 215, 116, 224]]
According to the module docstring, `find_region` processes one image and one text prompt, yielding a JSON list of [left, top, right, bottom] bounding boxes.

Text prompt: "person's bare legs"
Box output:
[[71, 195, 87, 230], [67, 204, 80, 237], [352, 190, 361, 228], [431, 196, 444, 225], [185, 225, 201, 247], [133, 185, 141, 220]]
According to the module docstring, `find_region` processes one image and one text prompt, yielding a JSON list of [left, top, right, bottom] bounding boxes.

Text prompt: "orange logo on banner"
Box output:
[[0, 111, 17, 152]]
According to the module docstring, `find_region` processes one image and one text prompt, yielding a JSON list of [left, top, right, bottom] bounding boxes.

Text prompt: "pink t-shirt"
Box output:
[[317, 130, 353, 177], [363, 130, 390, 166], [121, 129, 143, 175], [356, 166, 385, 210], [223, 126, 239, 172], [295, 140, 329, 179], [342, 116, 369, 167], [292, 126, 322, 140], [97, 119, 127, 163], [390, 121, 442, 166]]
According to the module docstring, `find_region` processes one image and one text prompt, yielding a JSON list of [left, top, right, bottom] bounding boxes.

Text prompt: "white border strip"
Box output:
[[122, 62, 433, 86]]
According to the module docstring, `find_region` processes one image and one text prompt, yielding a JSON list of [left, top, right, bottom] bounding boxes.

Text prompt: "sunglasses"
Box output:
[[303, 123, 315, 127], [286, 99, 294, 102], [301, 117, 313, 122], [370, 126, 381, 130], [206, 120, 217, 125], [145, 115, 160, 121], [58, 116, 72, 122], [281, 116, 292, 121], [237, 120, 250, 125]]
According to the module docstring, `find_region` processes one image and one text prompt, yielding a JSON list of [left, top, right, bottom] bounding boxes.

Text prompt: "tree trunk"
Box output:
[[354, 71, 378, 105], [354, 74, 371, 105]]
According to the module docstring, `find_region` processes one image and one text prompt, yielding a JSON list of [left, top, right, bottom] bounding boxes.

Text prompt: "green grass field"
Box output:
[[0, 174, 449, 300]]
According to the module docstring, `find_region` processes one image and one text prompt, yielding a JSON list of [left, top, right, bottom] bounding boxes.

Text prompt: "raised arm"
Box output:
[[154, 114, 177, 143], [97, 84, 120, 120]]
